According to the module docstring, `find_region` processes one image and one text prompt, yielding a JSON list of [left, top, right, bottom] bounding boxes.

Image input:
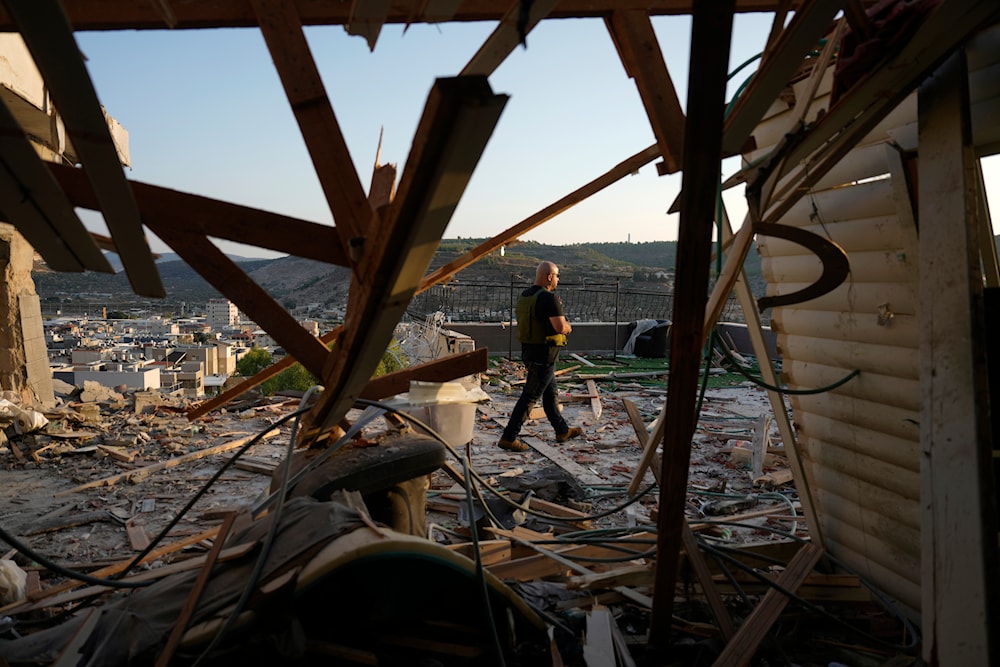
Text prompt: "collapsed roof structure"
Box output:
[[0, 0, 998, 664]]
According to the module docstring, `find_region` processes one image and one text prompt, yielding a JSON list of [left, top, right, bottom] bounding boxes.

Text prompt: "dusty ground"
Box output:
[[0, 357, 794, 573], [0, 360, 922, 666]]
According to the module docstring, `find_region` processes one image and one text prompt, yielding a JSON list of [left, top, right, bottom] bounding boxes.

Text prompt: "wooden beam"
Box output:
[[345, 0, 391, 51], [715, 203, 820, 546], [0, 102, 111, 273], [606, 10, 686, 173], [157, 228, 331, 379], [765, 0, 1000, 203], [918, 49, 997, 667], [300, 77, 507, 439], [649, 0, 734, 644], [359, 347, 488, 400], [681, 523, 735, 640], [461, 0, 559, 76], [586, 379, 602, 420], [187, 331, 342, 419], [154, 513, 238, 667], [525, 437, 605, 487], [712, 543, 824, 666], [0, 2, 818, 31], [252, 0, 373, 261], [185, 141, 660, 419], [721, 0, 845, 157], [50, 163, 349, 266], [5, 0, 164, 297], [421, 144, 660, 288]]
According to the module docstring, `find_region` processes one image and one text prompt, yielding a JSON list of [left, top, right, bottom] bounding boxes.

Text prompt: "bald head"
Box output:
[[534, 261, 560, 291]]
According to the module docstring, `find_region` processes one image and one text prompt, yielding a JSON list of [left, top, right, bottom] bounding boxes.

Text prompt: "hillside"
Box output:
[[33, 239, 766, 317]]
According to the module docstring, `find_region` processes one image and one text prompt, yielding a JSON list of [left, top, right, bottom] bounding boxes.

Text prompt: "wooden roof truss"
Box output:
[[1, 0, 999, 659]]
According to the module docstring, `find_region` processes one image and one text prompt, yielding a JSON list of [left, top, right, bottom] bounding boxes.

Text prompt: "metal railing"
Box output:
[[408, 279, 744, 324]]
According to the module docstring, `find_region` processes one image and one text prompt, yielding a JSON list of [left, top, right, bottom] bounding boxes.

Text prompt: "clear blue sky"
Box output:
[[73, 14, 780, 258], [75, 15, 999, 259]]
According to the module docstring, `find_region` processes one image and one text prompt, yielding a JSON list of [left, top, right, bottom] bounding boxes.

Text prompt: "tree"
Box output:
[[261, 363, 318, 395], [236, 347, 272, 377]]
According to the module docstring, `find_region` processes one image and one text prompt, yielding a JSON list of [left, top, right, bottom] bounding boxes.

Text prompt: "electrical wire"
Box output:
[[692, 519, 920, 650], [717, 340, 860, 395], [696, 540, 919, 652], [355, 398, 659, 525], [0, 405, 314, 596], [462, 454, 507, 667], [0, 523, 151, 590], [249, 404, 386, 518], [115, 404, 314, 580], [191, 385, 323, 666]]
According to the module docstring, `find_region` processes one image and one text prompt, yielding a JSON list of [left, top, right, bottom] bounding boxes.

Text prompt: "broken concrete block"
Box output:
[[51, 379, 78, 397], [133, 391, 161, 415], [79, 381, 124, 404]]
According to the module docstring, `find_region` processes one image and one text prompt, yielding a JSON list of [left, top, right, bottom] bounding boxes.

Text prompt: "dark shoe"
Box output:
[[498, 438, 529, 452], [556, 426, 583, 443]]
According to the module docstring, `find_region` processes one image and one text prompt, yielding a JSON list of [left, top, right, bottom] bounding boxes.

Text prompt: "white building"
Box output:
[[206, 298, 239, 331]]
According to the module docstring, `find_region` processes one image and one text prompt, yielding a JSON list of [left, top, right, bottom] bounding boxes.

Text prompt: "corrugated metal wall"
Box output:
[[749, 24, 1000, 618]]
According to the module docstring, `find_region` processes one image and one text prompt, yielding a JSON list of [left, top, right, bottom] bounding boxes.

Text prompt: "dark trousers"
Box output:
[[502, 361, 568, 441]]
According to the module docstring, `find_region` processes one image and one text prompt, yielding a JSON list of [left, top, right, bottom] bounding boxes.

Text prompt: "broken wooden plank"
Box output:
[[606, 9, 686, 173], [681, 522, 735, 640], [501, 532, 654, 609], [621, 398, 648, 446], [360, 348, 488, 400], [97, 444, 136, 463], [6, 0, 164, 297], [155, 513, 238, 667], [650, 0, 735, 642], [232, 457, 278, 475], [568, 563, 653, 591], [0, 97, 110, 273], [0, 526, 224, 616], [461, 0, 558, 76], [25, 510, 112, 535], [528, 496, 593, 525], [446, 539, 511, 567], [586, 379, 602, 420], [753, 469, 795, 487], [55, 431, 279, 496], [252, 0, 373, 259], [343, 0, 390, 50], [300, 76, 508, 440], [418, 144, 660, 290], [583, 606, 618, 667], [50, 163, 349, 266], [51, 607, 102, 667], [569, 353, 596, 367], [4, 539, 255, 616], [712, 543, 824, 666], [525, 437, 604, 487], [156, 227, 332, 381], [125, 518, 150, 551]]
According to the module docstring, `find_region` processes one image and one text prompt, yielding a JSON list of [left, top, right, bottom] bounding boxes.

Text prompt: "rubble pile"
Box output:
[[0, 358, 917, 665]]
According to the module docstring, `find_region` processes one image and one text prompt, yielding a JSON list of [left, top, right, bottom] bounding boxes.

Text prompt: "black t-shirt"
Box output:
[[520, 286, 565, 364]]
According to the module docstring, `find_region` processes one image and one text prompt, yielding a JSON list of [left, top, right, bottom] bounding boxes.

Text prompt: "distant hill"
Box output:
[[33, 239, 765, 317]]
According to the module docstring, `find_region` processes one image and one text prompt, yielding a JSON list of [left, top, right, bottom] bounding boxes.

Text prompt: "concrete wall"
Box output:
[[57, 367, 161, 391], [444, 321, 778, 360], [445, 322, 635, 358]]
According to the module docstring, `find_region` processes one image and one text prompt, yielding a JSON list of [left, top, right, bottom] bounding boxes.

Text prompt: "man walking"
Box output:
[[498, 261, 583, 452]]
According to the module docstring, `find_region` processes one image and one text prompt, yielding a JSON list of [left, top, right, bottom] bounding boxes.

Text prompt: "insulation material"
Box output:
[[0, 559, 26, 605]]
